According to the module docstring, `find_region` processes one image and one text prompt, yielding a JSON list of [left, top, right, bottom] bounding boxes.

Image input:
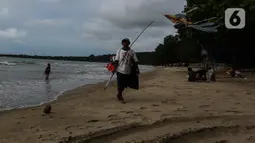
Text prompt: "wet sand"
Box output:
[[0, 67, 255, 143]]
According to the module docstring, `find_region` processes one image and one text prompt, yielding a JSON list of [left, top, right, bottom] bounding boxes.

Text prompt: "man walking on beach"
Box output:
[[114, 38, 139, 103]]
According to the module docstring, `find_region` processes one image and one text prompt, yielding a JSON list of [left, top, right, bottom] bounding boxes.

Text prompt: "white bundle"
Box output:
[[206, 69, 214, 82]]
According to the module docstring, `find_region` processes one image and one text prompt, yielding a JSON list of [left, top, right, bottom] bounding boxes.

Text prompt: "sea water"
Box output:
[[0, 57, 154, 111]]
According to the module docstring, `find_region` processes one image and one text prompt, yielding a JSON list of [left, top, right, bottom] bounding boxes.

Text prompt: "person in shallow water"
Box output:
[[44, 63, 52, 80], [114, 38, 140, 103]]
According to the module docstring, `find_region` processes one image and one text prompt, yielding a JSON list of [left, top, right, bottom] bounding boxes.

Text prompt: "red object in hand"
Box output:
[[106, 63, 115, 72]]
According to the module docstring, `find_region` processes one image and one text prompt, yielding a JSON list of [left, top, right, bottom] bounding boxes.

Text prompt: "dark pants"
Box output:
[[196, 69, 207, 81], [116, 72, 129, 100], [202, 54, 207, 69], [45, 73, 50, 80]]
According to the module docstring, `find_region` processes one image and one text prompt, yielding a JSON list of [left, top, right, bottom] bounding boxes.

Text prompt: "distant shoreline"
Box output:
[[0, 52, 156, 65], [0, 54, 109, 63]]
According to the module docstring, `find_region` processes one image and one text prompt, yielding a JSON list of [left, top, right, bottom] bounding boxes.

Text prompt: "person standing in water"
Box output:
[[114, 38, 139, 103], [44, 63, 52, 80]]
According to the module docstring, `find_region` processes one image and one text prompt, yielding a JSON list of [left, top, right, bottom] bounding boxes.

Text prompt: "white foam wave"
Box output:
[[52, 62, 81, 67], [0, 60, 40, 66], [0, 61, 16, 66]]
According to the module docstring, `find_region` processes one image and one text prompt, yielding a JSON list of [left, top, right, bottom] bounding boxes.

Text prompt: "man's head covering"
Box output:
[[121, 38, 130, 45]]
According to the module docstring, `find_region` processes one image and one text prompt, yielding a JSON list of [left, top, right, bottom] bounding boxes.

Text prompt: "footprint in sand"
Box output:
[[245, 92, 252, 95], [214, 140, 229, 143], [140, 107, 147, 110], [108, 114, 122, 121], [152, 110, 161, 112], [247, 136, 255, 141], [120, 111, 134, 114], [161, 99, 177, 104], [198, 104, 210, 108], [246, 126, 255, 130], [123, 111, 142, 117], [175, 107, 187, 112], [161, 101, 168, 104], [131, 112, 142, 117], [65, 125, 72, 130], [29, 125, 36, 130], [152, 104, 159, 107], [215, 90, 221, 93], [37, 135, 42, 139], [87, 119, 99, 123], [225, 110, 242, 113], [86, 125, 94, 128], [174, 91, 181, 96], [161, 114, 172, 119], [108, 114, 117, 118]]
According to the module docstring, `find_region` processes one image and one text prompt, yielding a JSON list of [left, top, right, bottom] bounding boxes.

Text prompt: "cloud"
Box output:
[[81, 18, 123, 40], [0, 0, 185, 56], [0, 8, 8, 18], [39, 0, 61, 2], [25, 18, 69, 27], [99, 0, 185, 29], [13, 40, 25, 44], [0, 28, 27, 39], [81, 0, 184, 52], [0, 8, 8, 14]]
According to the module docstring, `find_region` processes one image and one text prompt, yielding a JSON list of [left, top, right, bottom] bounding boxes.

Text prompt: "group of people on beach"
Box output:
[[187, 67, 215, 82], [187, 66, 247, 82], [226, 67, 246, 79]]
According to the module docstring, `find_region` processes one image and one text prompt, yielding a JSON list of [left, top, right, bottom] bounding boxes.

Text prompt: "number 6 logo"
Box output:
[[225, 8, 245, 29]]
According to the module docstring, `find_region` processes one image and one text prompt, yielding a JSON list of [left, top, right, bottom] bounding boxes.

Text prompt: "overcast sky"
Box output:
[[0, 0, 185, 56]]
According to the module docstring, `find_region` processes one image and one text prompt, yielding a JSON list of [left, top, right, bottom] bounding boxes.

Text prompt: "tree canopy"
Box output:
[[154, 0, 255, 68]]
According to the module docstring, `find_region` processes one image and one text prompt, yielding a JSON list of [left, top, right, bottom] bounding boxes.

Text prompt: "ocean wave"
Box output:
[[13, 61, 37, 65], [52, 62, 81, 67], [0, 61, 16, 66], [0, 60, 39, 66], [75, 71, 87, 74], [0, 59, 103, 67]]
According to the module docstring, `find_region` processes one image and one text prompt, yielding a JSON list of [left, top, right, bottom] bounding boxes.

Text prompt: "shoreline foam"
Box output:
[[0, 62, 154, 112], [0, 68, 155, 113]]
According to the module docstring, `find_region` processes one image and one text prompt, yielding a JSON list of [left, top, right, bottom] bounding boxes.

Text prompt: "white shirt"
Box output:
[[206, 69, 214, 81], [201, 49, 207, 56], [115, 48, 138, 74], [235, 71, 241, 75]]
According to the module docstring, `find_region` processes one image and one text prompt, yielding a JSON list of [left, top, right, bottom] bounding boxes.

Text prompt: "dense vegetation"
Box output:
[[1, 0, 255, 67], [154, 0, 255, 68]]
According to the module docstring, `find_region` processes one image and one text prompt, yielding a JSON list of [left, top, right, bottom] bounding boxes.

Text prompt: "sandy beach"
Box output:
[[1, 67, 255, 143]]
